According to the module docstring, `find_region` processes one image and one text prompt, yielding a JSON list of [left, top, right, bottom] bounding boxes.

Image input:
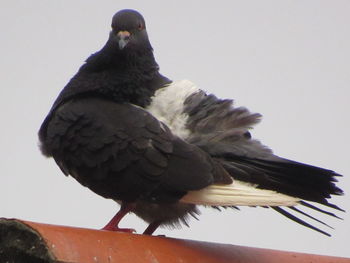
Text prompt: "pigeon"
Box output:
[[38, 9, 343, 236]]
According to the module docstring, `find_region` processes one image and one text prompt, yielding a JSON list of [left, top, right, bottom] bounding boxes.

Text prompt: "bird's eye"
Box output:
[[138, 23, 144, 30]]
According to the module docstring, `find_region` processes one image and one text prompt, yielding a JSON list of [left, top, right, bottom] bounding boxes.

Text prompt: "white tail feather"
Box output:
[[180, 181, 300, 207]]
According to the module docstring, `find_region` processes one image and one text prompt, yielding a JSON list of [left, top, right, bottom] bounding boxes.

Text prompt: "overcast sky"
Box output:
[[1, 0, 349, 258]]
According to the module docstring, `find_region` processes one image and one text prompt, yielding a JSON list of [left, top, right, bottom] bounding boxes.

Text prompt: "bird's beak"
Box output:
[[117, 31, 130, 49]]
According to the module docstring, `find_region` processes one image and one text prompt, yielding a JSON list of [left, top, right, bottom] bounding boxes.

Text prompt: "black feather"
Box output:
[[218, 155, 342, 209], [271, 207, 331, 236], [288, 206, 333, 229], [300, 201, 344, 218]]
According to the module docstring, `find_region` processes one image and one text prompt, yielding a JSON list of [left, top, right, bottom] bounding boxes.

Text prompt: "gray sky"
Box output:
[[1, 0, 349, 258]]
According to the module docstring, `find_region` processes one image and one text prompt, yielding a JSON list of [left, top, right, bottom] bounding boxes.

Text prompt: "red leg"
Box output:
[[101, 203, 136, 233], [143, 221, 161, 235]]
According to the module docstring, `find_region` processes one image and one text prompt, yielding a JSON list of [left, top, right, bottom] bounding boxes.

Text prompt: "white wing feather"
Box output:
[[146, 80, 199, 139]]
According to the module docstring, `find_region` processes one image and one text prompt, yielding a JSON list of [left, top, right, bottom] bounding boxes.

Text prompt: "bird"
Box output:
[[38, 9, 344, 236]]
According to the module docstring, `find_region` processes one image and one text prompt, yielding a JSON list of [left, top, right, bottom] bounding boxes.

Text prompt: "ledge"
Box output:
[[0, 218, 349, 263]]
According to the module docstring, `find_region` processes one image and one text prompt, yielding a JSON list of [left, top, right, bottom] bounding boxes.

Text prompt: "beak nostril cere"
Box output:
[[117, 31, 131, 49]]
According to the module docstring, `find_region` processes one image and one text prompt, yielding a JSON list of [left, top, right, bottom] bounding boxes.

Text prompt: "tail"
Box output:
[[220, 155, 343, 208], [181, 155, 344, 236]]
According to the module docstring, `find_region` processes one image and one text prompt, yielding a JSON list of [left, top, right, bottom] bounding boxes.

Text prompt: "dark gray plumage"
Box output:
[[39, 9, 343, 236]]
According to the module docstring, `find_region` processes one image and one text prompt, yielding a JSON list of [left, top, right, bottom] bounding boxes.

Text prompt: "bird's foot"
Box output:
[[101, 225, 136, 233], [143, 221, 161, 235], [101, 202, 136, 233]]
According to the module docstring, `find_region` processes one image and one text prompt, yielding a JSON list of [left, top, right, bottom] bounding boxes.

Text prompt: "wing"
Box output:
[[181, 84, 343, 207], [40, 97, 229, 203], [147, 80, 343, 235]]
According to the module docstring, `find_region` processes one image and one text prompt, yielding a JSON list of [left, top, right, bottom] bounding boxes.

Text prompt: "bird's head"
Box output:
[[109, 9, 151, 52]]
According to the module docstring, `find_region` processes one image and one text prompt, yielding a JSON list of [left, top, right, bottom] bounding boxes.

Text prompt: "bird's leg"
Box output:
[[143, 221, 161, 235], [101, 202, 136, 233]]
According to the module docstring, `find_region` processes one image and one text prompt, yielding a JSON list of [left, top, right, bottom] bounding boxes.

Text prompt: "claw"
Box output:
[[102, 225, 136, 233]]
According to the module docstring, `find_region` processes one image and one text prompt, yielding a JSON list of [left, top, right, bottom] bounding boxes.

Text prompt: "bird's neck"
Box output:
[[83, 46, 159, 73], [52, 48, 169, 111]]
